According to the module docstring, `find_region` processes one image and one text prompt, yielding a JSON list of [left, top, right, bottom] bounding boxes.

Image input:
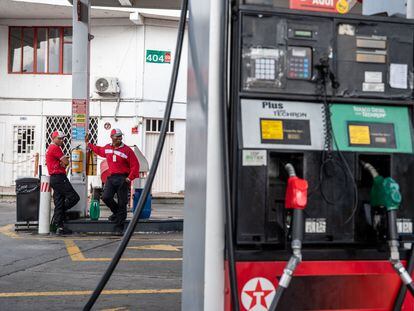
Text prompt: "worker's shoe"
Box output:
[[108, 214, 117, 222], [116, 211, 127, 224], [113, 223, 124, 236], [56, 227, 72, 236]]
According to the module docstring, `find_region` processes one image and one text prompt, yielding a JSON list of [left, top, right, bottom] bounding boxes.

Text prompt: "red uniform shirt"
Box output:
[[88, 143, 139, 181], [46, 144, 67, 175]]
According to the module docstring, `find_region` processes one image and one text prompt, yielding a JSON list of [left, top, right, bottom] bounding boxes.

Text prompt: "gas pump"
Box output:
[[226, 0, 414, 310]]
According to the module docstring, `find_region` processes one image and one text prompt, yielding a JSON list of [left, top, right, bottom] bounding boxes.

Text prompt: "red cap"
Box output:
[[51, 131, 65, 139], [110, 128, 123, 137]]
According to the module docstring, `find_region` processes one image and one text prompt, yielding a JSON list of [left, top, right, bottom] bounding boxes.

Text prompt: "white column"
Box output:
[[204, 0, 225, 308], [408, 0, 414, 18], [182, 0, 226, 309], [71, 0, 91, 217], [38, 176, 51, 234]]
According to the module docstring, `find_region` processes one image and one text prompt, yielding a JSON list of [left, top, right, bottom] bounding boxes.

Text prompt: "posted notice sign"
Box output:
[[72, 99, 88, 141], [146, 50, 171, 64], [289, 0, 353, 14]]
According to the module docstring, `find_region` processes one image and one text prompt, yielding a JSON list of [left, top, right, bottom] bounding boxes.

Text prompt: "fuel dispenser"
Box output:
[[227, 1, 414, 310]]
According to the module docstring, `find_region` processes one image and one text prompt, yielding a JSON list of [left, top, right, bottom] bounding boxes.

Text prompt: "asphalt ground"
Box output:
[[0, 202, 183, 311]]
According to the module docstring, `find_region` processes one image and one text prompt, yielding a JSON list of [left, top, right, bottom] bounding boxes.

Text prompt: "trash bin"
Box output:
[[132, 188, 152, 219], [15, 177, 40, 222]]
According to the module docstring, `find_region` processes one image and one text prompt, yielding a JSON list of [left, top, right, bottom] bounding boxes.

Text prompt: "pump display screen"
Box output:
[[347, 122, 396, 148], [260, 118, 311, 145], [294, 30, 313, 38]]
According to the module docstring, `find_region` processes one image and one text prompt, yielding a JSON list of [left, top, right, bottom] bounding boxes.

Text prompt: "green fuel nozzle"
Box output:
[[371, 175, 402, 211], [361, 161, 402, 211]]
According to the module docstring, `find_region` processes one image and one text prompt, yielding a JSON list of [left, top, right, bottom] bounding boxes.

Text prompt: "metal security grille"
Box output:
[[145, 119, 175, 133], [12, 125, 36, 182], [15, 126, 35, 154], [45, 116, 71, 154], [89, 117, 98, 145], [45, 116, 98, 155]]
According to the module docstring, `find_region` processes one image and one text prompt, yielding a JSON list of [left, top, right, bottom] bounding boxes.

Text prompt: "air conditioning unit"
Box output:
[[94, 77, 120, 95]]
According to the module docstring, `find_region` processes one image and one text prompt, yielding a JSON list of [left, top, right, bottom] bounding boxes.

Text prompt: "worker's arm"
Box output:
[[60, 156, 69, 167], [52, 145, 69, 167], [127, 148, 140, 182], [88, 143, 106, 158]]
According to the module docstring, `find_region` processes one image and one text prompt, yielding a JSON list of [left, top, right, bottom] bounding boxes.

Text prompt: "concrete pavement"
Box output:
[[0, 202, 183, 311]]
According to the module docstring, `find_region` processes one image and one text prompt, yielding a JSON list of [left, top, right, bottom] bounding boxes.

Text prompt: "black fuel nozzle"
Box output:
[[269, 163, 308, 311]]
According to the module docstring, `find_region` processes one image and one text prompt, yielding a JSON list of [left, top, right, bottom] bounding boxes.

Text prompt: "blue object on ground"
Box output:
[[132, 188, 152, 219]]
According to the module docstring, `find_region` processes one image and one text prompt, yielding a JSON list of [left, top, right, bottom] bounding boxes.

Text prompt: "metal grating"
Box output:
[[145, 119, 175, 133], [12, 125, 36, 182], [45, 116, 71, 154], [45, 116, 98, 155], [15, 126, 35, 154], [89, 117, 98, 146]]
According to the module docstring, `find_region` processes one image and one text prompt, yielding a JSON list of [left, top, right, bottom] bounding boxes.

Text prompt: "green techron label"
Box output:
[[330, 104, 413, 153]]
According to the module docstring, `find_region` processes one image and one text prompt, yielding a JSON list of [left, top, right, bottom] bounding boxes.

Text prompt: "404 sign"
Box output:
[[146, 50, 171, 64]]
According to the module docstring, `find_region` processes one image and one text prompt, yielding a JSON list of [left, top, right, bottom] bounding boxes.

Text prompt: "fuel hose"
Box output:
[[83, 0, 188, 308]]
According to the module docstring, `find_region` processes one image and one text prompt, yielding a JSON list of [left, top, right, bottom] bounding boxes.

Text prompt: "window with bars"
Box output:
[[9, 27, 72, 74], [145, 119, 175, 133], [45, 116, 98, 155], [15, 126, 35, 154]]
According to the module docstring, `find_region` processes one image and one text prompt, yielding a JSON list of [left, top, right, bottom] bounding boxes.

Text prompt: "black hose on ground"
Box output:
[[83, 0, 188, 308]]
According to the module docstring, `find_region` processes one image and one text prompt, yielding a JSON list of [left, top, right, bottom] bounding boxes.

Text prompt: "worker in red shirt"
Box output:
[[46, 131, 80, 235], [88, 129, 139, 229]]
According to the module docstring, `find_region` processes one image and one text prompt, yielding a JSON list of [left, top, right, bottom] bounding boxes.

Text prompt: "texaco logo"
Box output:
[[241, 277, 276, 311]]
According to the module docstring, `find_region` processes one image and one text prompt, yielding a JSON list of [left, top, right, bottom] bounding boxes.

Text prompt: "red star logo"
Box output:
[[244, 280, 274, 309]]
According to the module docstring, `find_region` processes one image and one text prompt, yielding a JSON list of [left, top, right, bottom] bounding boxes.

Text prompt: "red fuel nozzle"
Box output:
[[285, 176, 308, 210]]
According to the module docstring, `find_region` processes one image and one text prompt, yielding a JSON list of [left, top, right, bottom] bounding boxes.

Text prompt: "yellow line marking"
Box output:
[[0, 289, 181, 298], [64, 240, 86, 261], [0, 224, 182, 241], [65, 240, 182, 262], [127, 244, 182, 252], [0, 224, 20, 238]]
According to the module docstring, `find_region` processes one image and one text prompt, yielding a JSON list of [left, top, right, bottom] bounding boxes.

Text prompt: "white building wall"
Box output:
[[0, 17, 187, 193], [90, 25, 144, 100], [143, 25, 188, 103]]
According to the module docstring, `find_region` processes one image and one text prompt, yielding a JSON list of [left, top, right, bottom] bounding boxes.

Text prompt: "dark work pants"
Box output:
[[102, 174, 129, 225], [50, 174, 80, 227]]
